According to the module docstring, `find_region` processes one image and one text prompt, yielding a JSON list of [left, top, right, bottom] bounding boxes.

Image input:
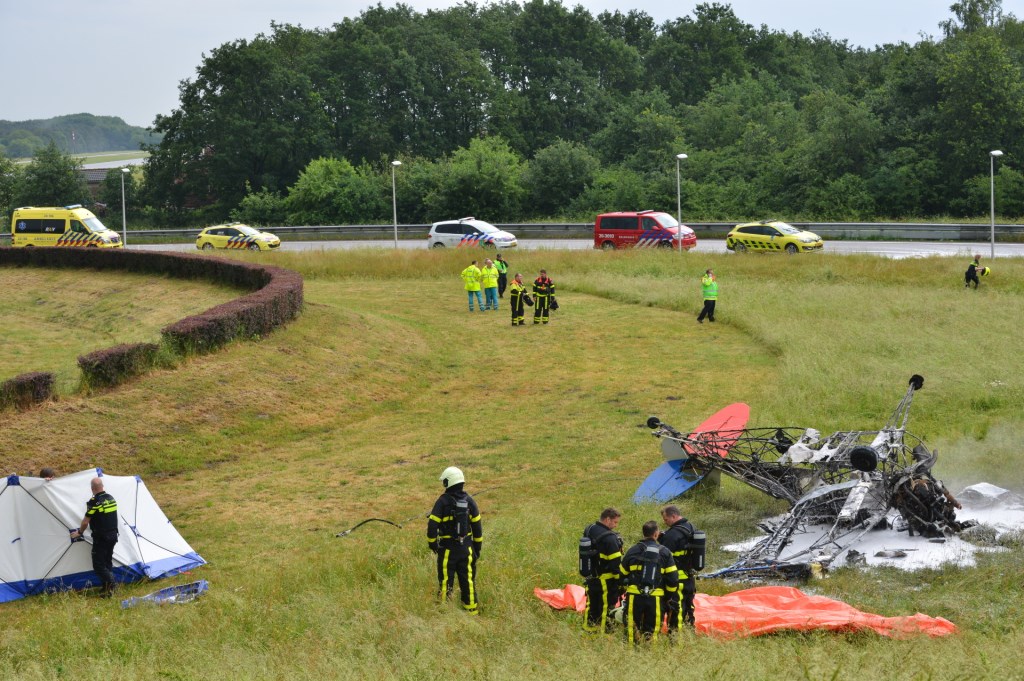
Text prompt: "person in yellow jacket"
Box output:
[[481, 259, 500, 311], [697, 268, 717, 323], [508, 273, 528, 326], [461, 260, 484, 311]]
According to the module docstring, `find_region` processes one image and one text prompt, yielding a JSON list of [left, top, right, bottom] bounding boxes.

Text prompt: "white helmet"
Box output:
[[439, 466, 465, 488]]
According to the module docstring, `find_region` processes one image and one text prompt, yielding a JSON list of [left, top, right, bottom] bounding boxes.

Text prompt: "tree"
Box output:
[[521, 140, 599, 217], [0, 151, 19, 214], [98, 169, 137, 221], [424, 137, 525, 220], [940, 0, 1005, 37], [13, 141, 88, 207], [936, 30, 1024, 195], [284, 157, 386, 225]]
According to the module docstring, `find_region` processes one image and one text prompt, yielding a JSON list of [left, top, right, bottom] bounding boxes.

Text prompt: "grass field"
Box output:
[[2, 249, 1023, 680], [0, 268, 244, 393]]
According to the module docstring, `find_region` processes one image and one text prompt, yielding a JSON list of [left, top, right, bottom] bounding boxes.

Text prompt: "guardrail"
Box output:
[[2, 221, 1022, 243]]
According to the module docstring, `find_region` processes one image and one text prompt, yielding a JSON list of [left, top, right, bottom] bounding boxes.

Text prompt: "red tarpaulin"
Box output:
[[534, 584, 956, 638]]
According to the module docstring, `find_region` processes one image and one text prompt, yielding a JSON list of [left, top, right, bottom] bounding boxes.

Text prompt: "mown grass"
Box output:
[[2, 249, 1023, 680], [0, 268, 244, 392]]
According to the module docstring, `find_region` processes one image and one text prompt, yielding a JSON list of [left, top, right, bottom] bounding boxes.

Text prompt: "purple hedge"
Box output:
[[78, 343, 161, 388], [0, 372, 55, 410], [0, 247, 304, 401]]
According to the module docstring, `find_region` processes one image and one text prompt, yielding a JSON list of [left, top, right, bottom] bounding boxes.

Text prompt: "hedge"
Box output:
[[0, 247, 304, 408]]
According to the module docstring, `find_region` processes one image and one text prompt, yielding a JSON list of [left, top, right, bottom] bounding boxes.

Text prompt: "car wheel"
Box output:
[[601, 241, 616, 250], [658, 240, 673, 249], [201, 242, 215, 250], [481, 241, 496, 250], [431, 242, 446, 249], [785, 243, 798, 254], [733, 242, 747, 253], [248, 242, 262, 251]]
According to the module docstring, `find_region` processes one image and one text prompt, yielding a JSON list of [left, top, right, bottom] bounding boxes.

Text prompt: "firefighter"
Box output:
[[659, 505, 698, 630], [580, 507, 623, 633], [620, 520, 678, 643], [427, 466, 483, 614], [697, 268, 717, 323], [533, 269, 555, 325], [509, 273, 528, 326], [965, 255, 981, 289]]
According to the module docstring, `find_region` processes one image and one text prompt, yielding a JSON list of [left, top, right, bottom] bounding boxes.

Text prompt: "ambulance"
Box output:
[[10, 205, 123, 248]]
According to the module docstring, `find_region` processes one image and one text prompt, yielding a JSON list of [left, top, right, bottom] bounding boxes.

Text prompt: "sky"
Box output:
[[1, 0, 1022, 128]]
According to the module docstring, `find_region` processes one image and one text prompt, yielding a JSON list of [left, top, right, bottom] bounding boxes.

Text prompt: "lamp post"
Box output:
[[990, 150, 1003, 259], [391, 160, 402, 249], [120, 167, 130, 247], [675, 153, 687, 254]]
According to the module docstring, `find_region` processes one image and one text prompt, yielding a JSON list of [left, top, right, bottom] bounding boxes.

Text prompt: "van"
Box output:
[[10, 205, 123, 248], [594, 210, 696, 250]]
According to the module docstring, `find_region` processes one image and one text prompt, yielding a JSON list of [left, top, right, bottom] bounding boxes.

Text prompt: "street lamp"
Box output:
[[990, 150, 1003, 259], [675, 153, 687, 254], [391, 160, 402, 249], [120, 167, 130, 247]]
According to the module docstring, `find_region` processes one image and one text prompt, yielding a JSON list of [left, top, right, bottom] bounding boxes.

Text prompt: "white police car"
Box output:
[[426, 218, 517, 249]]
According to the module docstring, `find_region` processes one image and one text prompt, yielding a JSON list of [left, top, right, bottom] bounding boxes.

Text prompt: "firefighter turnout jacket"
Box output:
[[657, 519, 694, 581], [427, 489, 483, 553], [620, 538, 678, 597]]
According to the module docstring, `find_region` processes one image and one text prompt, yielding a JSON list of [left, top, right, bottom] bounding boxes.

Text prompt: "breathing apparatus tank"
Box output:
[[688, 530, 706, 572]]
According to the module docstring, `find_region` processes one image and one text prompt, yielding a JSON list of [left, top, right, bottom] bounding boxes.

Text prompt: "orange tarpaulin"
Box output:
[[694, 586, 957, 638], [534, 584, 587, 612], [533, 584, 956, 638]]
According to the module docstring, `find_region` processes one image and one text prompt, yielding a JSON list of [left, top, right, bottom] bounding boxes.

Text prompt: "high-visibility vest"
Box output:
[[481, 266, 499, 288], [495, 259, 508, 274], [462, 266, 482, 291], [701, 275, 718, 300]]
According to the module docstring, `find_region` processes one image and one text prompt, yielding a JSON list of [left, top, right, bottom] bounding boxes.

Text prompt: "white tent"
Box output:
[[1, 468, 205, 602]]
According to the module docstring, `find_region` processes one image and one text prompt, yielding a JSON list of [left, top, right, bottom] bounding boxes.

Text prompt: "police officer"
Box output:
[[965, 255, 981, 289], [697, 268, 717, 323], [620, 520, 678, 643], [581, 507, 623, 633], [427, 467, 483, 614], [533, 269, 555, 325], [659, 504, 698, 630], [70, 477, 119, 597], [495, 253, 509, 299]]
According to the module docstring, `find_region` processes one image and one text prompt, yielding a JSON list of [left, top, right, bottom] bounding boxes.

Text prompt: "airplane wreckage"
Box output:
[[637, 375, 977, 580]]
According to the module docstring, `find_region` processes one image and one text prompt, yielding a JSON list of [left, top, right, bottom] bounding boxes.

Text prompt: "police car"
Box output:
[[196, 223, 281, 251], [426, 218, 517, 249]]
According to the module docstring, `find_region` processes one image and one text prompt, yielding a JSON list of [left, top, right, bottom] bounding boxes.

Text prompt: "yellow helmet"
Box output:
[[439, 466, 465, 488]]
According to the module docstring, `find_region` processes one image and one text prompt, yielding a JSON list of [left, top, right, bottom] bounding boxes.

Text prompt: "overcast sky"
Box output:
[[1, 1, 1021, 128]]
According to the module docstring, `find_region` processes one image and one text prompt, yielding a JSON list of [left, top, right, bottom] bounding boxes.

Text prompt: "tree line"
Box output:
[[0, 114, 160, 158], [4, 1, 1024, 227]]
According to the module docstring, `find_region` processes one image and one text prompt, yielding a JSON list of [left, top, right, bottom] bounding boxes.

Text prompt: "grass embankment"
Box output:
[[0, 268, 244, 392], [2, 249, 1023, 679]]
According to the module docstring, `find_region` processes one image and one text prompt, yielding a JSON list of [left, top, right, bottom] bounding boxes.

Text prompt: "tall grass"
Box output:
[[2, 250, 1023, 679]]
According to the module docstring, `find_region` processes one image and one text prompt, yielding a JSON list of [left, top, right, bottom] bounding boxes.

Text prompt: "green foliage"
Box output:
[[424, 137, 525, 220], [521, 140, 600, 218], [0, 150, 19, 213], [231, 183, 288, 226], [122, 0, 1024, 222], [97, 168, 138, 224], [12, 141, 89, 207]]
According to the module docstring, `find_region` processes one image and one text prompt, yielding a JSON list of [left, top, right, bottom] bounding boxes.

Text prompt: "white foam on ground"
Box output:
[[721, 483, 1024, 573]]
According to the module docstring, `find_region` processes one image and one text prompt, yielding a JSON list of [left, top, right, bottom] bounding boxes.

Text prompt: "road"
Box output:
[[129, 239, 1024, 259]]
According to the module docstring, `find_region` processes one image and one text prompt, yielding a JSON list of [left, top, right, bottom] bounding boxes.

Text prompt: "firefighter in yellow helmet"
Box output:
[[427, 466, 483, 613]]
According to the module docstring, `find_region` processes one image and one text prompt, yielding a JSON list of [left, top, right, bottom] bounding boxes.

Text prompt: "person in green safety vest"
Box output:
[[495, 253, 509, 298], [697, 269, 718, 323], [481, 259, 500, 311], [461, 260, 484, 311]]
